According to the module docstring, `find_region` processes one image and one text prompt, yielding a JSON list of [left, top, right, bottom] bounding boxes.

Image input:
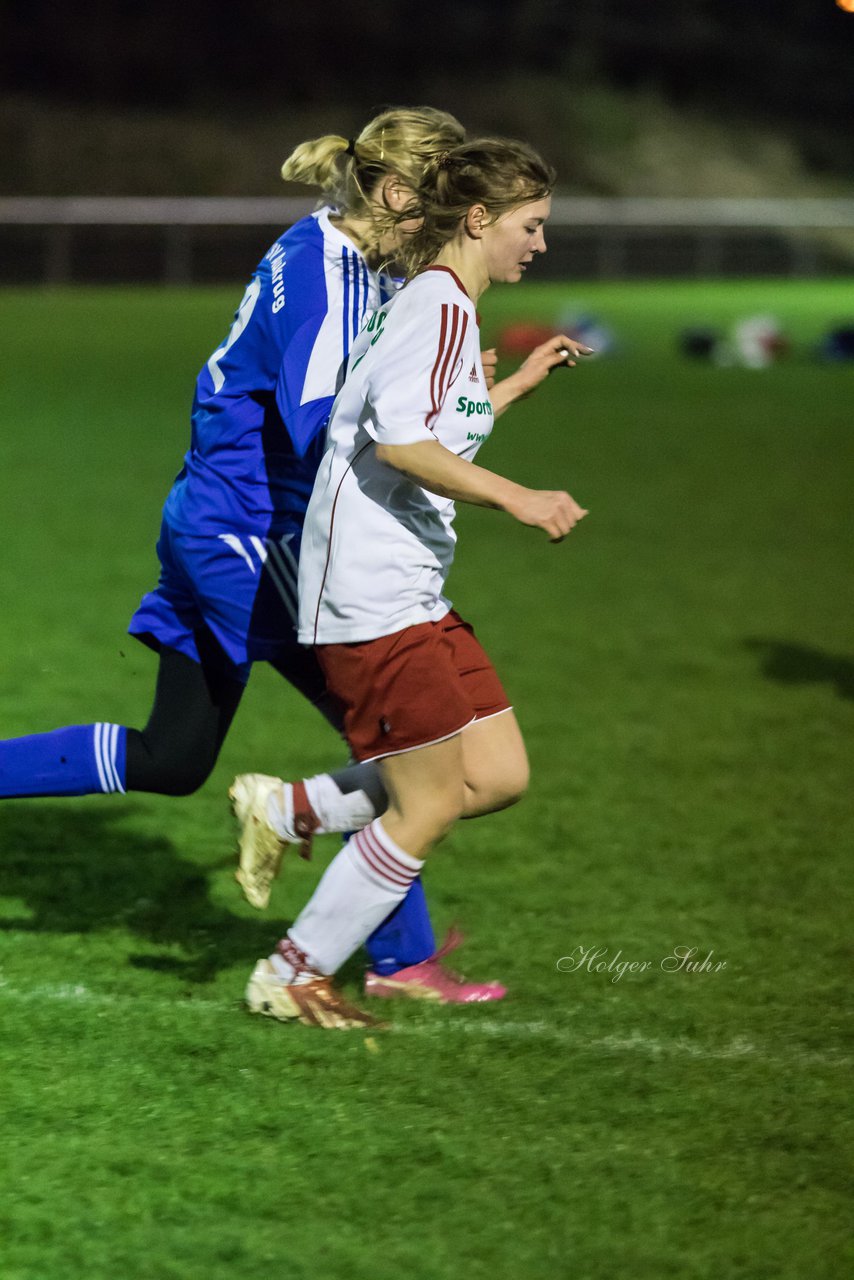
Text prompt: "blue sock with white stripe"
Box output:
[[365, 877, 436, 976], [0, 723, 127, 797]]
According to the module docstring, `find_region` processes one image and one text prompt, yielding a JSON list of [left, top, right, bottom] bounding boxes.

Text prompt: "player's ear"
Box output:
[[465, 204, 488, 239], [381, 175, 413, 213]]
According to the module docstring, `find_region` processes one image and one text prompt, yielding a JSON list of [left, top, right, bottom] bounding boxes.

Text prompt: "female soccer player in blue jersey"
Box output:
[[0, 107, 487, 997], [6, 109, 465, 804]]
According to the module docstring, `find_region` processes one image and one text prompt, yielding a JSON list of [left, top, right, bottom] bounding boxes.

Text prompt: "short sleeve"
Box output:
[[364, 293, 474, 446]]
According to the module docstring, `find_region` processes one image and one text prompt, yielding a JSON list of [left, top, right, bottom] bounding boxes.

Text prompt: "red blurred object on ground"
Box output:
[[496, 322, 558, 356]]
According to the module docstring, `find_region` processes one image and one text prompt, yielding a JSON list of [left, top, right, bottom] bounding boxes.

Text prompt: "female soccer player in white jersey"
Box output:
[[243, 137, 590, 1028], [0, 107, 531, 1000]]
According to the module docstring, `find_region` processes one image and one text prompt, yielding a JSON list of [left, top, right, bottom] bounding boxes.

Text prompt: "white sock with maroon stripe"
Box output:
[[273, 820, 424, 978], [266, 764, 386, 839]]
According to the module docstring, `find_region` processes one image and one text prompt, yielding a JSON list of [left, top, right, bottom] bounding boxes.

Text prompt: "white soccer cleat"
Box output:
[[231, 773, 320, 908], [245, 959, 385, 1030], [230, 773, 292, 910]]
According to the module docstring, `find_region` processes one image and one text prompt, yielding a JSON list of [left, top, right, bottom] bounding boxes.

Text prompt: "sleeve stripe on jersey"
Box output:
[[351, 251, 361, 343], [360, 260, 370, 332], [341, 249, 372, 360], [354, 258, 368, 342], [439, 306, 468, 411], [341, 248, 351, 359], [426, 303, 469, 432], [427, 303, 449, 428]]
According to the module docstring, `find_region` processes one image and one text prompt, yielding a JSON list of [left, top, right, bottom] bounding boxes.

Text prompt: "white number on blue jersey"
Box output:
[[206, 277, 262, 394]]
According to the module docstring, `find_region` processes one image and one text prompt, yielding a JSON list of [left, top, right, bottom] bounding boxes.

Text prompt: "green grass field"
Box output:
[[1, 279, 852, 1279]]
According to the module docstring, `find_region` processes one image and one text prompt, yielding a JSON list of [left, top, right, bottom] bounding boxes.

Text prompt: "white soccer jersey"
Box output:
[[298, 267, 494, 644]]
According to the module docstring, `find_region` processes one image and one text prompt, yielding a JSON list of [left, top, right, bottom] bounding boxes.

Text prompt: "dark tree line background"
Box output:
[[1, 0, 852, 185]]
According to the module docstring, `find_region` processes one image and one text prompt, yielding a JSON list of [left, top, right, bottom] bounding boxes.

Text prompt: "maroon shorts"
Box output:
[[316, 610, 511, 762]]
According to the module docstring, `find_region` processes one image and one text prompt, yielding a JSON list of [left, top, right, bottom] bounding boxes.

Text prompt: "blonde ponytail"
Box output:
[[280, 107, 465, 222], [281, 135, 351, 190]]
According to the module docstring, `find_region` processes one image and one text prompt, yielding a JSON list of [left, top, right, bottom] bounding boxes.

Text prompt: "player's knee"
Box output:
[[504, 755, 530, 805], [394, 782, 464, 846], [152, 762, 211, 796], [484, 755, 530, 813], [125, 731, 217, 796], [136, 760, 213, 796], [432, 787, 466, 833]]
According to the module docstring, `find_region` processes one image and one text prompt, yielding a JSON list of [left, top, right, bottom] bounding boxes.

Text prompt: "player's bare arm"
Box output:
[[491, 334, 594, 417], [374, 439, 587, 541]]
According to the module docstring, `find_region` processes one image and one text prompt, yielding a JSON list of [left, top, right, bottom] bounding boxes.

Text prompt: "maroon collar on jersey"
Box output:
[[422, 265, 471, 301], [420, 265, 482, 325]]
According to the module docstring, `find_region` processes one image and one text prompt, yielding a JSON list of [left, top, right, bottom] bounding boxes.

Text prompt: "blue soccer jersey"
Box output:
[[129, 208, 389, 675], [163, 207, 384, 538]]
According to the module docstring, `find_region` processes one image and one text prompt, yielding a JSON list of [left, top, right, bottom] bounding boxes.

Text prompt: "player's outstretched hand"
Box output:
[[491, 334, 594, 415], [504, 487, 588, 542], [513, 333, 594, 393]]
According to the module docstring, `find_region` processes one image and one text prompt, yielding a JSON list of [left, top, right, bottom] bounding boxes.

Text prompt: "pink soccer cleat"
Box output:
[[364, 928, 507, 1004]]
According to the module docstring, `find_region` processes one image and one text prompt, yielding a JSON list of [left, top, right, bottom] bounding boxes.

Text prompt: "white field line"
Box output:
[[0, 978, 849, 1069]]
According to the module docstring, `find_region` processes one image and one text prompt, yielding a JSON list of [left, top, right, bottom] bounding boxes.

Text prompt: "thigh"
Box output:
[[316, 622, 474, 763], [125, 642, 246, 791], [378, 733, 466, 857], [460, 708, 529, 815], [440, 611, 527, 813], [142, 640, 245, 744]]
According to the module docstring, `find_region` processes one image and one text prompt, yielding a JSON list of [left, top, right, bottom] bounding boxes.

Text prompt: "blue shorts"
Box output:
[[128, 519, 307, 685]]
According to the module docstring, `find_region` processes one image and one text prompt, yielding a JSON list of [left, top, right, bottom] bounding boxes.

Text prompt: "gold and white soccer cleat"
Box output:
[[230, 772, 307, 910], [245, 959, 385, 1030]]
